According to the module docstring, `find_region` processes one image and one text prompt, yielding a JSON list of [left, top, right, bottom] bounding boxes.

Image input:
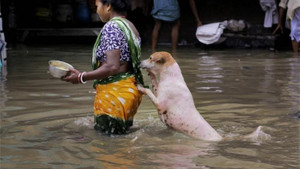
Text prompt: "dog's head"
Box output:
[[140, 52, 176, 74]]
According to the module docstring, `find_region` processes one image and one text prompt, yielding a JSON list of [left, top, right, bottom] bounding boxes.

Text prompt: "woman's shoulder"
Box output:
[[102, 21, 122, 34], [103, 18, 140, 39], [124, 19, 140, 38]]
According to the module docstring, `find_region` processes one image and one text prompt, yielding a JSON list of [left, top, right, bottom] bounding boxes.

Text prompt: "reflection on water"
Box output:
[[1, 45, 299, 169]]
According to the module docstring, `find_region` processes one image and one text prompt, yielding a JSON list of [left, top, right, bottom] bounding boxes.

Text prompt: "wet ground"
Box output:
[[1, 44, 299, 169]]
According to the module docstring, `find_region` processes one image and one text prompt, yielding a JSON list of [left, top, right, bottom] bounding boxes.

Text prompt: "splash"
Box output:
[[243, 126, 271, 144], [73, 116, 94, 129], [220, 126, 271, 144]]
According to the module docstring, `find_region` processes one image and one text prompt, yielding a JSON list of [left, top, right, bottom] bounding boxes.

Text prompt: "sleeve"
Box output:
[[279, 0, 288, 9], [101, 22, 125, 54]]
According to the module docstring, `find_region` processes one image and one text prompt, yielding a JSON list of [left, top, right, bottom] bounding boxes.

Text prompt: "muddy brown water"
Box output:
[[1, 44, 299, 169]]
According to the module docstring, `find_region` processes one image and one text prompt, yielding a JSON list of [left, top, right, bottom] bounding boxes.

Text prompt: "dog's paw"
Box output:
[[137, 84, 146, 93]]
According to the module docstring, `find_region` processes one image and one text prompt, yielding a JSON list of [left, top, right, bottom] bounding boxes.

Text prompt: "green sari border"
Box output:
[[93, 72, 134, 88], [94, 114, 133, 134]]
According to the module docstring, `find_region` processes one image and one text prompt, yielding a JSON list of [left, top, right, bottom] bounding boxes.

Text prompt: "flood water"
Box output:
[[1, 44, 299, 169]]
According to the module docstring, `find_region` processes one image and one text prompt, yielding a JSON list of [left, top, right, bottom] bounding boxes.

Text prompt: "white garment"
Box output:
[[279, 0, 300, 20], [195, 21, 227, 45], [0, 12, 7, 67], [260, 0, 279, 28], [227, 19, 246, 32]]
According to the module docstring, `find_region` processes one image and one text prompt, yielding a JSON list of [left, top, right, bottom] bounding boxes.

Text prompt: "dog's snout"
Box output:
[[140, 60, 148, 69]]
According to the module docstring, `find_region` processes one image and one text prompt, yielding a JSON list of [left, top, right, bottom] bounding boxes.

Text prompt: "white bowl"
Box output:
[[48, 60, 73, 78]]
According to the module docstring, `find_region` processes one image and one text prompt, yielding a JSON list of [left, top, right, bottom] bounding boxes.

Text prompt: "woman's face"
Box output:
[[95, 0, 111, 22]]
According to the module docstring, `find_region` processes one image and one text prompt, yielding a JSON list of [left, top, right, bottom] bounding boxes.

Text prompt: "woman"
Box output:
[[63, 0, 145, 134]]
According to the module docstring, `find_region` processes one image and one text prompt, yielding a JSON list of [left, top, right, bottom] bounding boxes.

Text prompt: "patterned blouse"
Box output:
[[96, 21, 141, 62]]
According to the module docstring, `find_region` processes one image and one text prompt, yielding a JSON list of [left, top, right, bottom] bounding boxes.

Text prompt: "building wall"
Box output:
[[2, 0, 283, 48]]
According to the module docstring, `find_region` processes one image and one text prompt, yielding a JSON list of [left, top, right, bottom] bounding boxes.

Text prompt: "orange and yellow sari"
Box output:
[[93, 73, 142, 134]]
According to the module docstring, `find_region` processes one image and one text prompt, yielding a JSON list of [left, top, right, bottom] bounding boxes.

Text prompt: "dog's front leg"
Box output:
[[137, 85, 159, 107], [137, 85, 166, 123]]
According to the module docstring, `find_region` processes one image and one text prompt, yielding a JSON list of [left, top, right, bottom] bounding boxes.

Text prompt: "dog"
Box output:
[[137, 51, 223, 141], [138, 52, 265, 141]]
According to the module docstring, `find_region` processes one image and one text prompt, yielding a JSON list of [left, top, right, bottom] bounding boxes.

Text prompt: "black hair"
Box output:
[[100, 0, 130, 13]]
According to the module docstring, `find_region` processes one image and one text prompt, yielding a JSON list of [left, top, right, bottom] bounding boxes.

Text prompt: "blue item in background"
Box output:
[[76, 2, 91, 22], [151, 0, 180, 22]]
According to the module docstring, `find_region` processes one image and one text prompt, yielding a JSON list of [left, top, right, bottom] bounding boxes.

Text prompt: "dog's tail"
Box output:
[[244, 126, 271, 141]]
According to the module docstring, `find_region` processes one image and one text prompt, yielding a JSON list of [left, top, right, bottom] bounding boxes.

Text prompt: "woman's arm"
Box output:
[[272, 7, 285, 34], [83, 50, 121, 81], [189, 0, 202, 27], [273, 0, 288, 34], [63, 49, 121, 84]]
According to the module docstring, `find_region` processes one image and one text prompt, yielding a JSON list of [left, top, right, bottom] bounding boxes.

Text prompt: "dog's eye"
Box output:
[[149, 57, 152, 60]]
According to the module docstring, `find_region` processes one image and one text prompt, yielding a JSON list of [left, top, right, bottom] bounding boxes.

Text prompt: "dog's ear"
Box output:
[[151, 55, 166, 64], [156, 57, 166, 64], [151, 51, 175, 66]]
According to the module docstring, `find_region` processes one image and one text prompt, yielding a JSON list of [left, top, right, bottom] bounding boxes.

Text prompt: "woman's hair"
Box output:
[[100, 0, 130, 12]]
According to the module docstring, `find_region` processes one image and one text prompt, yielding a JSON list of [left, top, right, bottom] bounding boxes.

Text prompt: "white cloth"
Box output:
[[0, 12, 7, 66], [227, 19, 246, 32], [195, 21, 227, 45], [260, 0, 279, 28], [279, 0, 300, 20], [290, 7, 300, 42]]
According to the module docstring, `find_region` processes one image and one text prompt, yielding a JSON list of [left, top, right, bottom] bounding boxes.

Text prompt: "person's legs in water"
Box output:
[[152, 19, 162, 51], [290, 8, 300, 53], [291, 39, 299, 53], [171, 20, 180, 52]]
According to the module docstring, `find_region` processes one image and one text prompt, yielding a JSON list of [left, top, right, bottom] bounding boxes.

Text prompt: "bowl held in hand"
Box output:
[[48, 60, 73, 78]]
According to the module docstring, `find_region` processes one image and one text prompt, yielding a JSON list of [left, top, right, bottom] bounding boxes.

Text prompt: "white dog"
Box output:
[[138, 52, 223, 141], [138, 52, 264, 142]]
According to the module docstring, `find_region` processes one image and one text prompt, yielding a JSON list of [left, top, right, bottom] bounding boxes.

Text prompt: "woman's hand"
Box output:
[[196, 20, 202, 27], [62, 68, 81, 84], [272, 24, 283, 35]]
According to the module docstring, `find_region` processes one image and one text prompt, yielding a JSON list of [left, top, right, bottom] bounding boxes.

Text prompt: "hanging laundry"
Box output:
[[260, 0, 279, 28]]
